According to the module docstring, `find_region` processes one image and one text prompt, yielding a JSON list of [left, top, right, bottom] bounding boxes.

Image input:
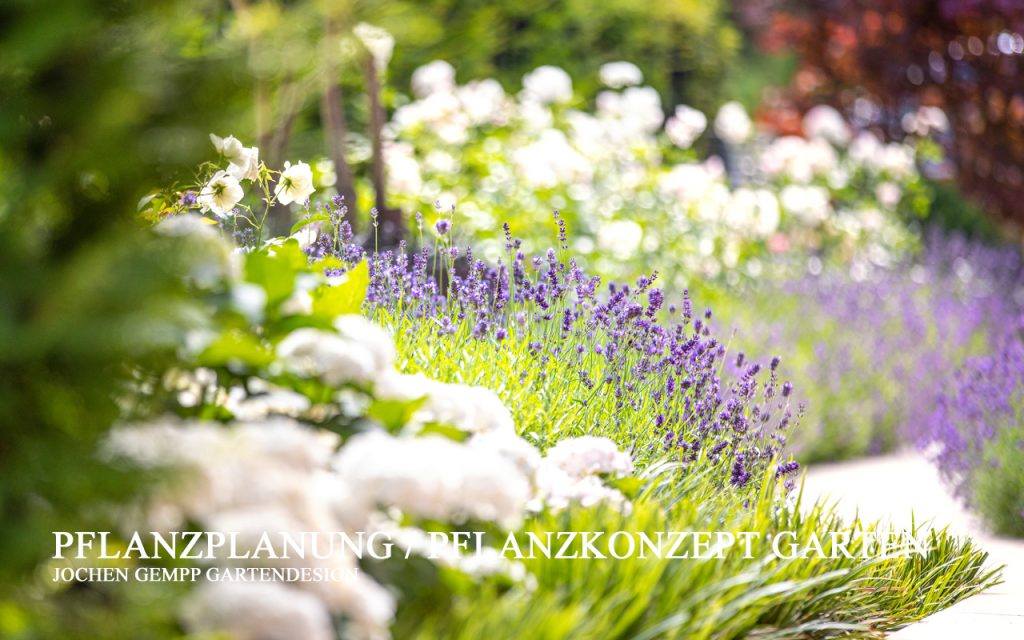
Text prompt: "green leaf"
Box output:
[[289, 213, 330, 236], [197, 329, 273, 368], [245, 241, 307, 305], [607, 476, 645, 499], [312, 260, 368, 318], [367, 395, 428, 433], [417, 421, 471, 443]]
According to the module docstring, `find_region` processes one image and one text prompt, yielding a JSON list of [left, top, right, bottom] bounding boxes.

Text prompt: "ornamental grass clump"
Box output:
[[297, 204, 802, 496], [928, 322, 1024, 537]]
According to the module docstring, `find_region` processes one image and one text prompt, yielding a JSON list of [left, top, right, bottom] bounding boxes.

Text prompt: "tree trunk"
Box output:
[[365, 54, 404, 248], [321, 17, 358, 231]]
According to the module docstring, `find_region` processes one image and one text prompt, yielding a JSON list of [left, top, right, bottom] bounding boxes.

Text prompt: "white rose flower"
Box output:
[[275, 161, 315, 206], [665, 104, 707, 148], [713, 101, 753, 145], [521, 66, 573, 105], [209, 134, 245, 163], [411, 60, 456, 98], [197, 170, 244, 217], [227, 145, 260, 182], [599, 61, 643, 89]]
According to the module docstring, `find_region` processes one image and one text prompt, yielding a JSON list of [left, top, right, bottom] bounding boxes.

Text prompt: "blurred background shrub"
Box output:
[[0, 0, 239, 634], [731, 0, 1024, 231]]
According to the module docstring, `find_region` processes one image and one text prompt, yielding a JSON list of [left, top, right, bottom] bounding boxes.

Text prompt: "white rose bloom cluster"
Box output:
[[382, 60, 922, 284]]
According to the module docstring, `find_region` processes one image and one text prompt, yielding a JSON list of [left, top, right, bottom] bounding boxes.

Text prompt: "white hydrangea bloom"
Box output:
[[545, 436, 634, 478], [457, 78, 510, 126], [596, 86, 663, 135], [532, 463, 629, 512], [599, 61, 643, 89], [277, 318, 394, 387], [334, 315, 396, 373], [334, 431, 531, 528], [713, 101, 753, 145], [183, 581, 334, 640], [411, 60, 456, 98], [384, 142, 423, 195], [521, 66, 573, 105]]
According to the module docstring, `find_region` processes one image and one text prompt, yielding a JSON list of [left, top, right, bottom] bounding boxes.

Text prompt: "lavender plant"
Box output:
[[295, 204, 804, 494], [928, 322, 1024, 537], [713, 231, 1024, 463]]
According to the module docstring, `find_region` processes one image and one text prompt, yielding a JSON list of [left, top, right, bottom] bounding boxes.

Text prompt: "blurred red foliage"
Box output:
[[735, 0, 1024, 225]]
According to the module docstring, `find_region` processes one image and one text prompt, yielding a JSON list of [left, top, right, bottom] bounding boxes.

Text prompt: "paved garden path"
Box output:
[[802, 452, 1023, 639]]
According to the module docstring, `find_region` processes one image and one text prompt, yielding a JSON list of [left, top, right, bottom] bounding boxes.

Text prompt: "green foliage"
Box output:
[[0, 0, 245, 633], [369, 0, 739, 110], [396, 467, 997, 638], [972, 425, 1024, 538]]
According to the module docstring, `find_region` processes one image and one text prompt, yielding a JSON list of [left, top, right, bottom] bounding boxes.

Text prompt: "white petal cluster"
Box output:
[[112, 294, 640, 640], [545, 435, 634, 477], [183, 581, 334, 640], [411, 60, 456, 98]]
